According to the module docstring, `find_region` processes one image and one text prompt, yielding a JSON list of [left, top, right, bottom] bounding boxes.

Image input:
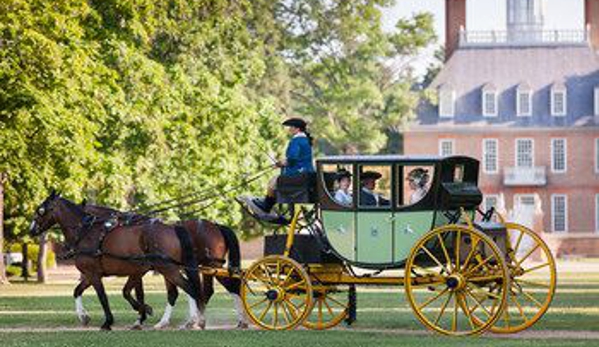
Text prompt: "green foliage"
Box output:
[[7, 243, 56, 270], [0, 0, 436, 245], [268, 2, 437, 154]]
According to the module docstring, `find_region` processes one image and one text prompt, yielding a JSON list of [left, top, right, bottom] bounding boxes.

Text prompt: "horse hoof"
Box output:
[[144, 305, 154, 316], [236, 322, 249, 330], [153, 322, 169, 330], [100, 325, 112, 331], [80, 315, 91, 326]]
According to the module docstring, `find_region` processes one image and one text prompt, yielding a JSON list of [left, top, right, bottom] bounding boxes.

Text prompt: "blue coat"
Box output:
[[282, 135, 314, 176]]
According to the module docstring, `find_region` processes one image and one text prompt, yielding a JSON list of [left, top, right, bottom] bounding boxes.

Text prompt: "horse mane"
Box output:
[[59, 196, 87, 217]]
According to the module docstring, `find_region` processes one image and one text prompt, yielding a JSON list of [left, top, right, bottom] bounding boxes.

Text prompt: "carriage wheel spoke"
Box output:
[[514, 244, 540, 268], [420, 246, 450, 274], [437, 234, 453, 271], [464, 288, 492, 318], [418, 287, 450, 310], [434, 291, 453, 325], [280, 302, 292, 324], [511, 294, 528, 322], [249, 297, 269, 309], [458, 292, 476, 330], [464, 254, 495, 277], [516, 278, 551, 288], [454, 230, 461, 271], [460, 236, 481, 273], [317, 300, 324, 323], [521, 262, 551, 275], [466, 284, 502, 300], [323, 298, 336, 317], [279, 266, 296, 288], [259, 301, 273, 321], [452, 292, 459, 331], [273, 302, 279, 327], [512, 229, 525, 254], [521, 289, 544, 308], [285, 279, 307, 291], [467, 274, 504, 283]]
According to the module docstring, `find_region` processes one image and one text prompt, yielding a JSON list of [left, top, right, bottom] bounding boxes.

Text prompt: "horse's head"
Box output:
[[30, 190, 61, 236]]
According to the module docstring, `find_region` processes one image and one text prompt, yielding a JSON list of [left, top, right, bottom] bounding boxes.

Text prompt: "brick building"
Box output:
[[406, 0, 599, 257]]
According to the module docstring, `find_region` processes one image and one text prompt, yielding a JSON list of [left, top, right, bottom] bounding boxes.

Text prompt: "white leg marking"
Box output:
[[154, 304, 174, 330], [179, 294, 201, 330], [230, 293, 248, 327], [75, 296, 90, 326]]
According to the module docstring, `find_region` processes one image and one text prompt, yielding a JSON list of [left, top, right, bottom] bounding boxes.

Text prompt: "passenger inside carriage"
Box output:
[[333, 169, 352, 206], [407, 168, 430, 204], [359, 171, 390, 207]]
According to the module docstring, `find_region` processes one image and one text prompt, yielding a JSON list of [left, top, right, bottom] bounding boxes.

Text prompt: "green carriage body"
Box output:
[[315, 155, 482, 268]]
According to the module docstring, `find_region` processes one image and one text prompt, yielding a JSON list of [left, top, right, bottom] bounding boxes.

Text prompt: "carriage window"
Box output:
[[358, 165, 391, 208], [399, 165, 434, 206], [322, 164, 354, 207]]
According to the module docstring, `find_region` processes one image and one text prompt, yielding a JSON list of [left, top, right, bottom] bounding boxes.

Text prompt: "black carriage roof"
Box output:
[[317, 154, 460, 164]]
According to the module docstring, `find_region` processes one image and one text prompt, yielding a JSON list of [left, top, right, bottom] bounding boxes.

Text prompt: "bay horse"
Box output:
[[29, 191, 206, 331], [78, 203, 248, 329]]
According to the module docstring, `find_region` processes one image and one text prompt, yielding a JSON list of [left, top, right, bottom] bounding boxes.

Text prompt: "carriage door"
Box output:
[[393, 164, 437, 263], [356, 164, 394, 264]]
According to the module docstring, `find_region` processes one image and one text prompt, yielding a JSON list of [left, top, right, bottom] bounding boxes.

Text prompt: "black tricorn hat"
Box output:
[[282, 117, 307, 129], [335, 169, 352, 181], [360, 171, 382, 181]]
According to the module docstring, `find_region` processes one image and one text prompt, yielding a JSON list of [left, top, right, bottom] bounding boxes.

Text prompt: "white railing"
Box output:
[[503, 166, 547, 186], [459, 27, 589, 47]]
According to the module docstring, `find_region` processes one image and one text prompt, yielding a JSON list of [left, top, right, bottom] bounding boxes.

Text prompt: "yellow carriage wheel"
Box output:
[[405, 225, 510, 336], [241, 255, 313, 330], [302, 285, 349, 330], [486, 222, 557, 333]]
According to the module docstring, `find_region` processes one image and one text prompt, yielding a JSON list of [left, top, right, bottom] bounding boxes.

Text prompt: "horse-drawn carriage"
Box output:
[[230, 155, 556, 335], [30, 154, 556, 335]]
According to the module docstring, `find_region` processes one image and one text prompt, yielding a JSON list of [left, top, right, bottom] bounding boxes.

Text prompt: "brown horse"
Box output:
[[77, 203, 247, 329], [29, 191, 206, 331]]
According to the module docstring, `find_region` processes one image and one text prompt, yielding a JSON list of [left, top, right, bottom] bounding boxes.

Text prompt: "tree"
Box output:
[[267, 1, 436, 154], [0, 173, 8, 284]]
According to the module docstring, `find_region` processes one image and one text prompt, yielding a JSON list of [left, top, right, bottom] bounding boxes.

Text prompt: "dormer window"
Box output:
[[594, 87, 599, 116], [517, 83, 532, 116], [551, 83, 567, 116], [482, 84, 497, 117], [439, 85, 455, 118]]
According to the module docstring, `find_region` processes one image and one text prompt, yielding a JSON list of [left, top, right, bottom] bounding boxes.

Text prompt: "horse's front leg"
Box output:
[[89, 275, 114, 331], [154, 279, 179, 330], [73, 277, 92, 326]]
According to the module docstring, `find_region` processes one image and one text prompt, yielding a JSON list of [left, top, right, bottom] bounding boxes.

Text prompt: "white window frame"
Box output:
[[596, 194, 599, 233], [594, 87, 599, 116], [482, 90, 498, 117], [551, 194, 568, 233], [550, 88, 567, 117], [517, 89, 532, 116], [515, 138, 535, 168], [439, 89, 455, 118], [438, 139, 455, 156], [483, 194, 500, 212], [482, 138, 499, 174], [550, 138, 567, 174], [596, 138, 599, 174]]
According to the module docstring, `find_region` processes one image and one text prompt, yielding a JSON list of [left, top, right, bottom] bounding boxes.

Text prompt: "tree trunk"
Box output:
[[0, 173, 9, 284], [37, 233, 48, 283]]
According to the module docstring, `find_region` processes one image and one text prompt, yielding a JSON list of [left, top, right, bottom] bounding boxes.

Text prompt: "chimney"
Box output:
[[445, 0, 466, 60], [586, 0, 599, 51]]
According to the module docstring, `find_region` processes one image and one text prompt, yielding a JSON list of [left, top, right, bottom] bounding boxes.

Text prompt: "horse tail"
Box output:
[[174, 225, 203, 302], [217, 224, 241, 270]]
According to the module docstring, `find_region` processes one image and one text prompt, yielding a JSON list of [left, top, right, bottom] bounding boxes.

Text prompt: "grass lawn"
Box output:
[[0, 262, 598, 347]]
